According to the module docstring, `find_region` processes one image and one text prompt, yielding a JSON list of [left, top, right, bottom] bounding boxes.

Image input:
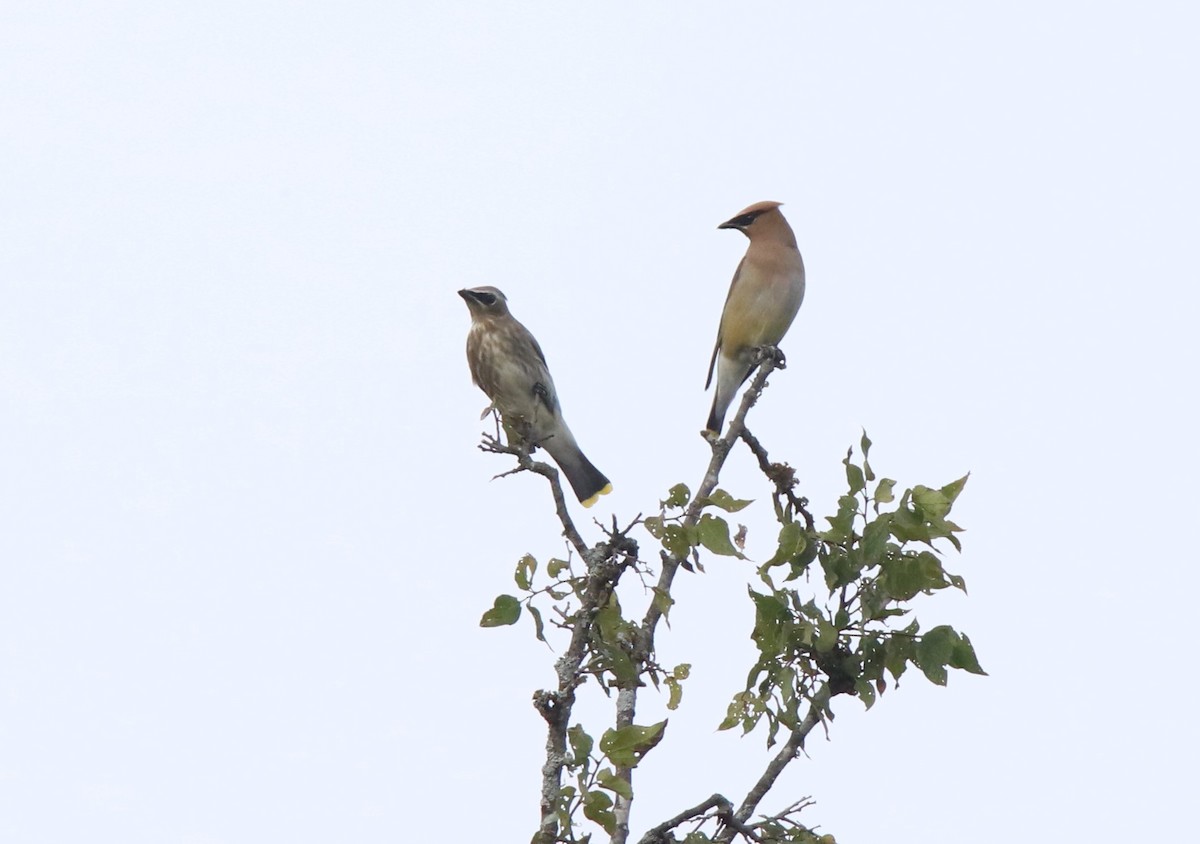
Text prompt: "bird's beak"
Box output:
[[457, 289, 475, 301], [717, 219, 739, 230]]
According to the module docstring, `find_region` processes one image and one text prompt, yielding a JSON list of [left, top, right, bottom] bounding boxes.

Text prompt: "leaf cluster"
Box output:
[[723, 433, 985, 745]]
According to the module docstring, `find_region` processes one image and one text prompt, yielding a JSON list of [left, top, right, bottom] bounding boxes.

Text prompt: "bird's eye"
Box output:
[[733, 213, 757, 227], [478, 293, 496, 305]]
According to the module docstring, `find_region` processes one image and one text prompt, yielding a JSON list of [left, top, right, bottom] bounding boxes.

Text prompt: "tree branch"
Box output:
[[621, 349, 784, 843], [642, 348, 784, 635], [611, 685, 637, 844], [481, 433, 589, 558], [738, 424, 815, 534], [635, 793, 732, 844], [715, 684, 832, 843], [531, 544, 629, 844]]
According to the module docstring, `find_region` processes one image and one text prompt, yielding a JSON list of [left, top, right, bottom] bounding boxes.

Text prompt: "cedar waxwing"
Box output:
[[459, 286, 612, 507], [705, 201, 806, 434]]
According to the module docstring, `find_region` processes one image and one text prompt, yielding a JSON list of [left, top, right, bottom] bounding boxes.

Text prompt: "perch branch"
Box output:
[[481, 433, 588, 558]]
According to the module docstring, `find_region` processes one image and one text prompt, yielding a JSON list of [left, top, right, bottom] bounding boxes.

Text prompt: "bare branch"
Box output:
[[481, 433, 589, 558], [636, 794, 732, 844], [750, 796, 816, 829], [738, 425, 815, 533]]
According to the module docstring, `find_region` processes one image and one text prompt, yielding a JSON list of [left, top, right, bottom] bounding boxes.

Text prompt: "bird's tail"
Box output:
[[542, 427, 612, 508], [705, 355, 746, 435], [705, 391, 730, 435]]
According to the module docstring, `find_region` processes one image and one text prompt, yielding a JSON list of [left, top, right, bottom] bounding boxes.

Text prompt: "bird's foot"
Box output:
[[752, 345, 786, 370]]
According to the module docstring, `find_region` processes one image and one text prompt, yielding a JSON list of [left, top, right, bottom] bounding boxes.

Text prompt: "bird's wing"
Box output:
[[516, 324, 557, 414], [706, 257, 745, 389], [527, 332, 548, 368]]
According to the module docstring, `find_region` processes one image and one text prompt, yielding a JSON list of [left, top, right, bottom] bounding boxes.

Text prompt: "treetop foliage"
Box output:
[[474, 353, 982, 844]]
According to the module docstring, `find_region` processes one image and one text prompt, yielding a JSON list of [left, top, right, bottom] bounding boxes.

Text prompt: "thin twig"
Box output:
[[481, 433, 589, 558], [750, 796, 816, 830]]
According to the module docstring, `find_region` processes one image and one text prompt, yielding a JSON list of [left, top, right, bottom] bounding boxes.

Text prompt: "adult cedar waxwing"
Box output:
[[459, 286, 612, 507], [705, 201, 806, 434]]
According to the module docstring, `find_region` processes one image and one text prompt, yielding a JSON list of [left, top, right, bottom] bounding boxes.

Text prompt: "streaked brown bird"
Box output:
[[705, 201, 806, 434], [459, 286, 612, 507]]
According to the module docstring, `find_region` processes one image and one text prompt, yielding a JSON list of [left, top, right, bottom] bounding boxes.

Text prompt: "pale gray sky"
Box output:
[[2, 2, 1197, 842]]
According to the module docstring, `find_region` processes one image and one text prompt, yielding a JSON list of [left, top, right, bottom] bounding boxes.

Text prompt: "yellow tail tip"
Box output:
[[581, 483, 613, 508]]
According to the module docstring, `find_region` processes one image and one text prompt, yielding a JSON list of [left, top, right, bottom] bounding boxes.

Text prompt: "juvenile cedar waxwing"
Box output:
[[705, 201, 806, 434], [459, 286, 612, 507]]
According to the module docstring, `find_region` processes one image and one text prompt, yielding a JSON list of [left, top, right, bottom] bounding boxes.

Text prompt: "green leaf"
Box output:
[[815, 616, 838, 652], [596, 767, 633, 800], [861, 430, 875, 482], [798, 599, 824, 620], [822, 494, 859, 543], [884, 630, 916, 683], [664, 664, 690, 711], [920, 660, 948, 686], [778, 665, 797, 711], [855, 677, 877, 710], [527, 604, 546, 643], [916, 625, 957, 685], [547, 557, 569, 578], [912, 485, 952, 519], [860, 514, 892, 565], [940, 473, 970, 505], [665, 677, 684, 710], [845, 461, 866, 496], [874, 478, 896, 509], [663, 483, 691, 508], [717, 699, 742, 732], [763, 520, 806, 570], [661, 524, 695, 558], [703, 489, 754, 512], [568, 724, 594, 765], [514, 554, 536, 591], [880, 551, 950, 600], [750, 589, 790, 658], [949, 632, 987, 675], [651, 587, 674, 618], [889, 491, 932, 544], [642, 515, 665, 539], [594, 593, 626, 642], [596, 641, 638, 687], [599, 721, 667, 768], [594, 597, 638, 686], [819, 546, 857, 591], [479, 594, 521, 627], [583, 789, 616, 834], [697, 514, 746, 558]]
